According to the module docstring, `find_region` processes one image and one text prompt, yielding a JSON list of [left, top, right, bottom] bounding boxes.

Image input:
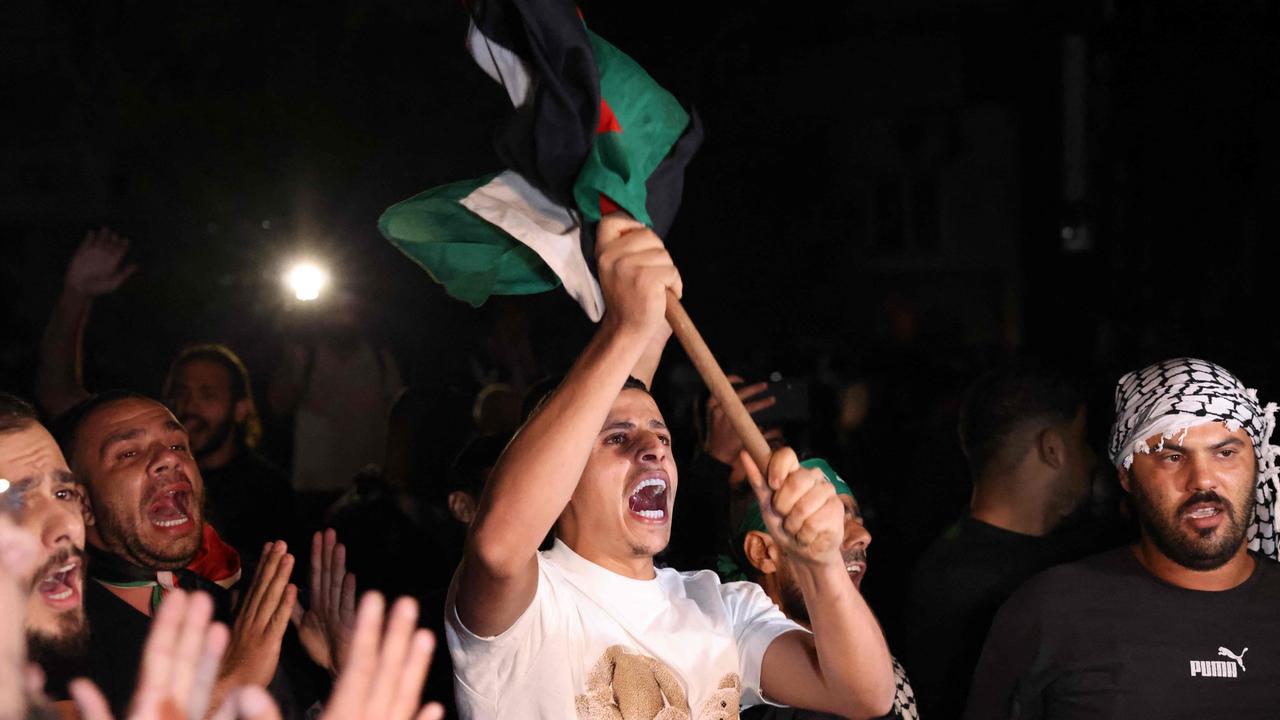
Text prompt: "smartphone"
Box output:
[[752, 377, 810, 427]]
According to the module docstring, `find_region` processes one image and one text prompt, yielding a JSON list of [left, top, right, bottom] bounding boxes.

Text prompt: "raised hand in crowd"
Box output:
[[64, 228, 137, 298], [291, 529, 357, 674], [456, 211, 683, 638], [318, 593, 443, 720], [36, 227, 138, 416], [705, 375, 779, 466], [218, 542, 296, 690], [596, 212, 683, 340]]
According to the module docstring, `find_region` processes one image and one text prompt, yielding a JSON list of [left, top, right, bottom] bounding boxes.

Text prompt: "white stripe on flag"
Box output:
[[460, 171, 605, 322], [466, 20, 532, 108]]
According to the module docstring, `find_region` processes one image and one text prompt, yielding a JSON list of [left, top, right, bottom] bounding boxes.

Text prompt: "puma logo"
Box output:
[[1218, 647, 1248, 672]]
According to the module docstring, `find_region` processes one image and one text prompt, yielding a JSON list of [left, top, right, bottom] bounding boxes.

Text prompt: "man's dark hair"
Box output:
[[622, 376, 650, 394], [0, 391, 38, 434], [51, 389, 154, 466], [958, 364, 1083, 481], [163, 343, 262, 449], [448, 432, 513, 497]]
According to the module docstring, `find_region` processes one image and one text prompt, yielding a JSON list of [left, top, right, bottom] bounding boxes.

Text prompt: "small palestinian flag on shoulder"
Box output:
[[379, 0, 701, 321]]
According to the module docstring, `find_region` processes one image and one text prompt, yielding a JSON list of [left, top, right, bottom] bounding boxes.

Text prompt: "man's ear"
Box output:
[[1039, 426, 1067, 470], [233, 397, 251, 425], [448, 491, 478, 525], [1118, 466, 1132, 493], [743, 530, 779, 575]]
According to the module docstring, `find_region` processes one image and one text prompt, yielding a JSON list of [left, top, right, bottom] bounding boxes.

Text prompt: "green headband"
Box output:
[[736, 457, 853, 540], [717, 457, 853, 582]]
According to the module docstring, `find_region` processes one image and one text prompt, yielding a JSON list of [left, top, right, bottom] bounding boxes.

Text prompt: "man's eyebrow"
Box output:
[[52, 469, 79, 486], [603, 420, 636, 432], [164, 419, 184, 433], [648, 419, 668, 431], [1158, 437, 1245, 454], [99, 428, 145, 459]]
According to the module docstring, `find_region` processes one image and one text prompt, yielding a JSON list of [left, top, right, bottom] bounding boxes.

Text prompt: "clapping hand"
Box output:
[[292, 530, 356, 674], [220, 542, 296, 688], [318, 593, 443, 720], [69, 590, 281, 720]]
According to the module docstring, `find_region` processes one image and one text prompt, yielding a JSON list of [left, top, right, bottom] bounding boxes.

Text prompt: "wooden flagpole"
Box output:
[[664, 290, 772, 472]]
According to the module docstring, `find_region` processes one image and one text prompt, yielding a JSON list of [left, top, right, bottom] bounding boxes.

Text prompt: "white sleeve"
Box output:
[[444, 557, 562, 707], [720, 579, 807, 708]]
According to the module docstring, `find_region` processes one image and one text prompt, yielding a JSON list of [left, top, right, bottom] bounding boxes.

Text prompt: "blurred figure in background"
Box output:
[[163, 344, 295, 566], [36, 230, 296, 568], [269, 289, 403, 514], [905, 364, 1102, 719], [34, 228, 137, 420]]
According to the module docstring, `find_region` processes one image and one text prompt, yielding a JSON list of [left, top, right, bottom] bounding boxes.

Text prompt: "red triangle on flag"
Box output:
[[596, 98, 622, 135]]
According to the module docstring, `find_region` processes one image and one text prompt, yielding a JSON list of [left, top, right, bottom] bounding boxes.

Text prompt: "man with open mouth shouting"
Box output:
[[965, 358, 1280, 719], [447, 214, 895, 720], [54, 390, 338, 718], [0, 392, 90, 701]]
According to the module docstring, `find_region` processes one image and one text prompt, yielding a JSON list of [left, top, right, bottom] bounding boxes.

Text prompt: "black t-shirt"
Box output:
[[82, 579, 151, 713], [904, 516, 1103, 719], [201, 449, 296, 562], [83, 577, 324, 719], [964, 547, 1280, 719]]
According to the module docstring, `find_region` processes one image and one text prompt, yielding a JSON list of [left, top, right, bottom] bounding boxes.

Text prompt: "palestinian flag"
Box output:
[[379, 0, 701, 321]]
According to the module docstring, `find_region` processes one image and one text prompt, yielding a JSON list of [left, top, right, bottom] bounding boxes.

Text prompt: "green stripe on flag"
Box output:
[[379, 174, 562, 307], [573, 30, 690, 226]]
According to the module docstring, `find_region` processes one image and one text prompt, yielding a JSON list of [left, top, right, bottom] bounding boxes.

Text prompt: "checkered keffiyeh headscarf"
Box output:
[[1108, 358, 1280, 559]]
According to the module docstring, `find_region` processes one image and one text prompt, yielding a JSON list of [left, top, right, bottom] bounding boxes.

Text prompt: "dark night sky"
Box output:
[[4, 0, 1280, 412]]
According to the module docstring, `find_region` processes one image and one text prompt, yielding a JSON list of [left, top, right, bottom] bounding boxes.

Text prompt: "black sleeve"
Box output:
[[962, 585, 1048, 720]]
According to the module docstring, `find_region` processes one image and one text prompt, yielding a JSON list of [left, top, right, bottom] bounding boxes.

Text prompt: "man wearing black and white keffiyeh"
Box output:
[[964, 358, 1280, 720]]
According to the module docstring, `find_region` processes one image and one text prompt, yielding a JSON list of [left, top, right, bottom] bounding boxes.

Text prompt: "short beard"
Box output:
[[28, 613, 90, 690], [187, 415, 235, 460], [93, 504, 202, 571], [1130, 482, 1254, 571], [627, 539, 667, 558]]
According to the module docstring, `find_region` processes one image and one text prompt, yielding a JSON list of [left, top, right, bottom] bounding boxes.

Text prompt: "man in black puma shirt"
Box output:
[[965, 358, 1280, 719]]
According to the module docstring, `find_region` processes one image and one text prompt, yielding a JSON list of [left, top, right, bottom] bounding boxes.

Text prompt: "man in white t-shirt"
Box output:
[[446, 214, 896, 720]]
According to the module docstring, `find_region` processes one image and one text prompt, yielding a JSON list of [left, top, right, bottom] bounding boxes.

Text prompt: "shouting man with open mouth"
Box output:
[[0, 391, 89, 702], [446, 214, 895, 720]]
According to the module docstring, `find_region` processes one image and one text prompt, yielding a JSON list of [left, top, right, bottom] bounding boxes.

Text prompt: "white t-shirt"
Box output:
[[446, 539, 804, 720]]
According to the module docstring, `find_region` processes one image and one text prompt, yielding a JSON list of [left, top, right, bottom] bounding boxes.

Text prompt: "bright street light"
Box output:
[[285, 261, 329, 302]]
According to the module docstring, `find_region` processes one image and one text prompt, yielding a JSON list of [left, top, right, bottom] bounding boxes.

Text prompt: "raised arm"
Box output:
[[744, 448, 895, 719], [35, 228, 136, 417], [454, 213, 681, 637], [629, 320, 672, 389]]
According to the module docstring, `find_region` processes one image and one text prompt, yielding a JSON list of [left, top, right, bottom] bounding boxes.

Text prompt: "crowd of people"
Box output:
[[2, 215, 1279, 720]]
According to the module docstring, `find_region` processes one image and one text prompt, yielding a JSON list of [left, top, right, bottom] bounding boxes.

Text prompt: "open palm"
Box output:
[[65, 227, 136, 296]]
